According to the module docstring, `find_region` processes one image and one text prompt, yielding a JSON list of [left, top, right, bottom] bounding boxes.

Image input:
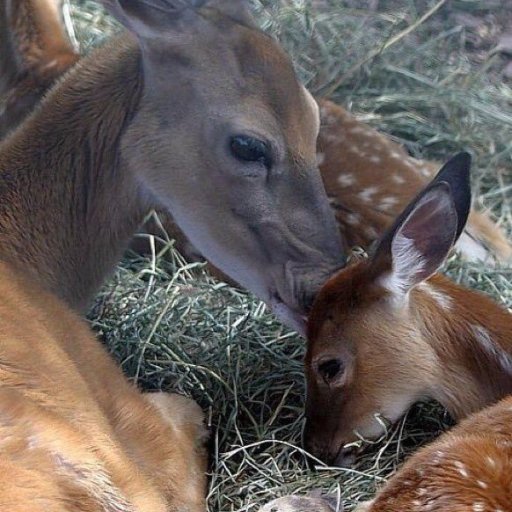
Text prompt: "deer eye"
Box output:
[[317, 357, 345, 386], [230, 135, 271, 169]]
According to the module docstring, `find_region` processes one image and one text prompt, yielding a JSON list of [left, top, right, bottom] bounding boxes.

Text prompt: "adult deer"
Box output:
[[0, 0, 345, 334], [144, 100, 512, 272], [1, 2, 510, 277], [304, 152, 512, 466]]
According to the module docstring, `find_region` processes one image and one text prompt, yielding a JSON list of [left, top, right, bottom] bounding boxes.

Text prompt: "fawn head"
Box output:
[[304, 153, 472, 464], [102, 0, 344, 332]]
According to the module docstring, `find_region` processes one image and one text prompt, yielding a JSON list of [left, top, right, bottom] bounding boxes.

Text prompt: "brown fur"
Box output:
[[0, 0, 351, 508], [262, 396, 512, 511], [0, 0, 79, 138], [304, 160, 512, 465], [0, 260, 207, 511], [136, 100, 512, 271], [316, 99, 512, 264], [355, 395, 512, 511], [307, 265, 512, 453]]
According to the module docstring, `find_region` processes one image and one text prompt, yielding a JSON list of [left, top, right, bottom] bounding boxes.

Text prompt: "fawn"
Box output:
[[0, 0, 345, 334], [316, 99, 511, 266], [304, 152, 512, 466], [262, 153, 512, 512]]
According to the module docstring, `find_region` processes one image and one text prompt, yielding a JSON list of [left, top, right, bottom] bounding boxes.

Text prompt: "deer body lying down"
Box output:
[[305, 153, 512, 465], [0, 261, 207, 512], [0, 0, 354, 507], [316, 100, 512, 265], [264, 395, 512, 512], [353, 394, 512, 511]]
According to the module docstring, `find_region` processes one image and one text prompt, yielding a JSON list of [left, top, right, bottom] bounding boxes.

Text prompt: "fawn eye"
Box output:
[[230, 135, 271, 169], [317, 358, 345, 386]]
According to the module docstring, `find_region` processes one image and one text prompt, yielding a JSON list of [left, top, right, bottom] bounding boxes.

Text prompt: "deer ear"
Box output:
[[101, 0, 254, 40], [205, 0, 255, 26], [100, 0, 206, 40], [426, 151, 471, 240], [370, 152, 472, 298]]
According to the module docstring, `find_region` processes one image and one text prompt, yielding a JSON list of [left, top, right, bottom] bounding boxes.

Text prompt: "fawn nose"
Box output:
[[304, 435, 355, 467], [316, 357, 344, 386]]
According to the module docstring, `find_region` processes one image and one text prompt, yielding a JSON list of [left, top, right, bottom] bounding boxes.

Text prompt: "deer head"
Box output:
[[304, 153, 472, 464], [101, 0, 344, 332]]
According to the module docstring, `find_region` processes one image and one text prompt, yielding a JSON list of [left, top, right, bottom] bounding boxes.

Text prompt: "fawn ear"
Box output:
[[370, 152, 472, 298]]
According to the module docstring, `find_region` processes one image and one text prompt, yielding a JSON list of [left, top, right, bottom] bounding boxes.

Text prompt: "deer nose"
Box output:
[[304, 436, 354, 467], [334, 445, 357, 467], [284, 260, 344, 312]]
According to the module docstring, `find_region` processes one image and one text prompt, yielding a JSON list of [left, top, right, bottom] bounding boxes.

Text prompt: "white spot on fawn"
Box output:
[[472, 503, 485, 512], [369, 155, 381, 163], [365, 226, 378, 239], [379, 196, 399, 211], [323, 129, 345, 143], [349, 146, 364, 156], [455, 461, 469, 478], [349, 126, 369, 135], [477, 480, 488, 489], [338, 174, 356, 187], [417, 282, 452, 310], [471, 324, 512, 376], [359, 186, 379, 203], [392, 174, 406, 185], [346, 213, 362, 226], [316, 152, 325, 165]]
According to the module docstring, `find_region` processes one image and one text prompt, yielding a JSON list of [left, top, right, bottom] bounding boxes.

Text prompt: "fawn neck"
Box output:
[[413, 274, 512, 419], [0, 35, 147, 311]]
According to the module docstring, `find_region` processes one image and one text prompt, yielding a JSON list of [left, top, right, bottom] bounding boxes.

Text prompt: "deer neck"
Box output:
[[0, 34, 149, 311], [413, 274, 512, 421]]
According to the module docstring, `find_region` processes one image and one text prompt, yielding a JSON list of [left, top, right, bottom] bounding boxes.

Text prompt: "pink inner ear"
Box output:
[[387, 188, 458, 292], [400, 191, 456, 258]]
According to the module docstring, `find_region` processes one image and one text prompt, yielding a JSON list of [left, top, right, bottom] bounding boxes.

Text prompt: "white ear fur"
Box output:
[[380, 232, 427, 297]]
